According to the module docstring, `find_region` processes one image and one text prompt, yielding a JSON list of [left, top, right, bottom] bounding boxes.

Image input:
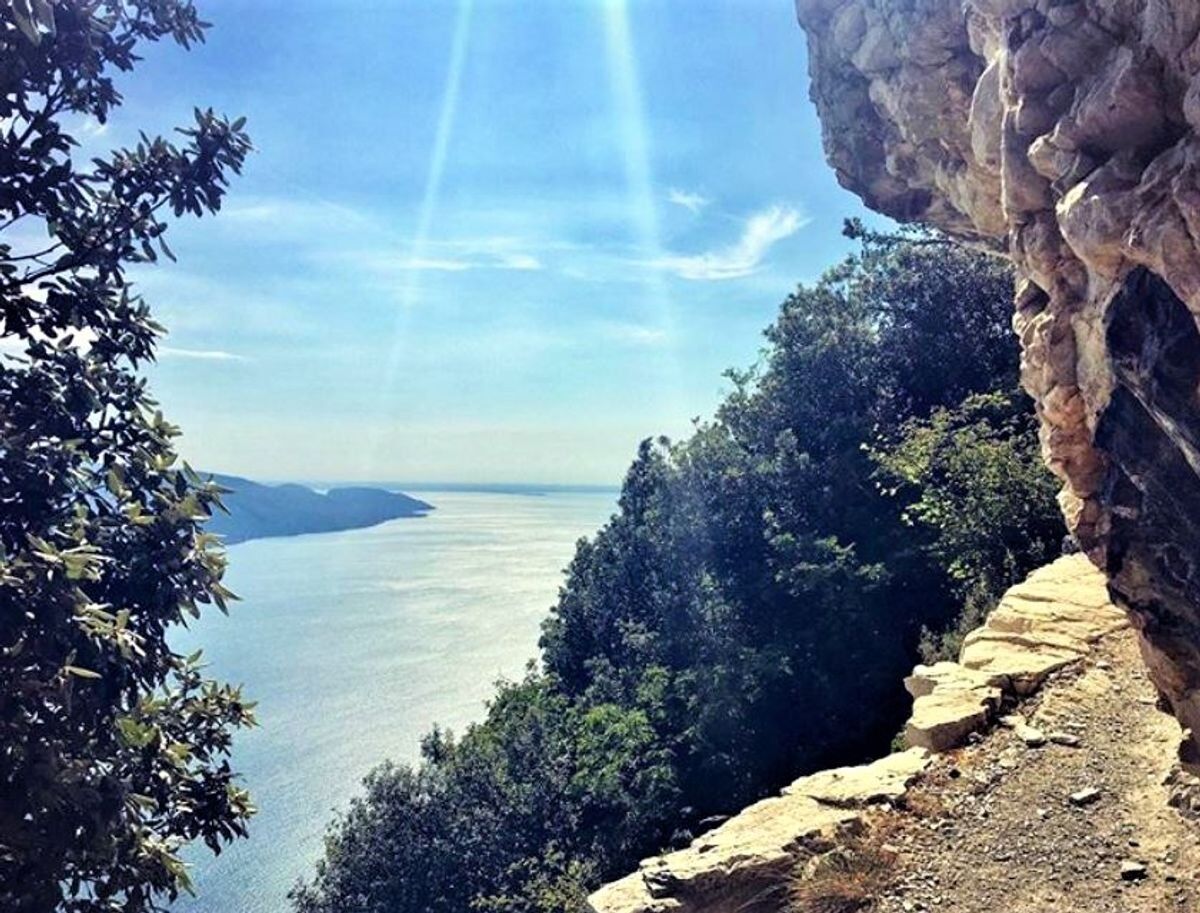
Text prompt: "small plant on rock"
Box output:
[[788, 838, 898, 913]]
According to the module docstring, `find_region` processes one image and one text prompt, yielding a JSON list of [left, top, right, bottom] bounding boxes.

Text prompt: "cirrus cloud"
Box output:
[[159, 346, 248, 362], [666, 188, 711, 214], [645, 205, 807, 281]]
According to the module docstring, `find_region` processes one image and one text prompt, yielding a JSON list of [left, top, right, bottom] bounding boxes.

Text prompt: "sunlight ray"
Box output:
[[602, 0, 686, 424], [364, 0, 475, 475], [400, 0, 475, 315]]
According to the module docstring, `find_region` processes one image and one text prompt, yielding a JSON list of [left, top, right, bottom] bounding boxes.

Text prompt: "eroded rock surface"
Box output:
[[906, 555, 1126, 750], [904, 660, 1003, 751], [794, 0, 1200, 748], [959, 553, 1128, 693]]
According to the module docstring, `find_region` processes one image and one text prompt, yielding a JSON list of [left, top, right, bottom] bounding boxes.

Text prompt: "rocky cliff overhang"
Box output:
[[794, 0, 1200, 754]]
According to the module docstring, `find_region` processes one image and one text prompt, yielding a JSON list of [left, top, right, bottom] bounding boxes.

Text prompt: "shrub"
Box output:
[[872, 390, 1064, 660], [789, 840, 898, 913]]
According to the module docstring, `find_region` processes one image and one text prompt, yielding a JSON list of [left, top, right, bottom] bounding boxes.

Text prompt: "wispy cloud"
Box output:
[[390, 257, 474, 272], [599, 321, 669, 346], [159, 346, 247, 362], [345, 238, 544, 276], [195, 193, 643, 284], [220, 198, 370, 231], [498, 252, 543, 271], [645, 205, 806, 281], [666, 188, 710, 215], [76, 117, 110, 138], [216, 199, 546, 272]]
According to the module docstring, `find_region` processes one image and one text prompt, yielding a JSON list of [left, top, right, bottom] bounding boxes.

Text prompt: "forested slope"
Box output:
[[292, 227, 1065, 913]]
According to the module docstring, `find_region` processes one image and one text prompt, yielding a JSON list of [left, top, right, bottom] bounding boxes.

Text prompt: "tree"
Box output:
[[871, 391, 1063, 660], [0, 2, 253, 910]]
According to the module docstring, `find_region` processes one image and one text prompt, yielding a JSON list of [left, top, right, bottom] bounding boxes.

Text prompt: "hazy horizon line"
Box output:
[[204, 471, 621, 494]]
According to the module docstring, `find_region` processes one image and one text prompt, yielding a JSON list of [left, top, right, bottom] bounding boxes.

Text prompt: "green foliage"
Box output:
[[872, 391, 1061, 594], [871, 390, 1063, 661], [912, 581, 995, 665], [295, 225, 1059, 913], [292, 677, 677, 913], [0, 2, 253, 910]]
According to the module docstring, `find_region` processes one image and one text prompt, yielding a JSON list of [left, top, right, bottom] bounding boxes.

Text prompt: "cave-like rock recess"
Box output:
[[794, 0, 1200, 753]]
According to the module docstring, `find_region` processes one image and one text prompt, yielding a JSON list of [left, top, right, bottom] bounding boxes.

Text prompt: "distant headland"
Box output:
[[204, 474, 433, 544]]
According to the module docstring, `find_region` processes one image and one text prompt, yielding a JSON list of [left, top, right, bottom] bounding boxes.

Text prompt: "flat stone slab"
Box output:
[[959, 631, 1085, 695], [786, 746, 931, 806], [588, 795, 858, 913], [642, 795, 859, 895], [982, 555, 1126, 646], [904, 556, 1125, 747], [587, 749, 931, 913], [958, 555, 1127, 695], [904, 662, 1003, 751], [905, 660, 1000, 698], [905, 682, 1001, 751]]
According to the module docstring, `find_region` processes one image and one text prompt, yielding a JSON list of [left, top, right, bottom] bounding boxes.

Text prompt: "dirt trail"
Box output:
[[873, 629, 1200, 912], [588, 557, 1200, 913]]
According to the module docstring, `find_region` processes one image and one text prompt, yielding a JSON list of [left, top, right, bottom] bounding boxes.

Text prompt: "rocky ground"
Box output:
[[872, 629, 1200, 913]]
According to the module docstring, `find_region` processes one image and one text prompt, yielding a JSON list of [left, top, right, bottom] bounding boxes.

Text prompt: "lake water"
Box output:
[[171, 489, 616, 913]]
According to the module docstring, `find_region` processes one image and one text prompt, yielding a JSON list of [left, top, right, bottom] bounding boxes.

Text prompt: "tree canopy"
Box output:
[[0, 2, 253, 910]]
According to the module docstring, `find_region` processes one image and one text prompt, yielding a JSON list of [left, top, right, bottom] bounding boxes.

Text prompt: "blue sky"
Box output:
[[101, 0, 883, 484]]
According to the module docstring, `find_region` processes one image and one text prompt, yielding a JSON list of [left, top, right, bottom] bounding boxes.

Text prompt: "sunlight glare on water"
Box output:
[[172, 489, 614, 913]]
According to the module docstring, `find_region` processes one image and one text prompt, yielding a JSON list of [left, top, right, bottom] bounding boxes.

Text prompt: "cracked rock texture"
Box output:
[[906, 555, 1126, 751], [794, 0, 1200, 751], [586, 750, 929, 913]]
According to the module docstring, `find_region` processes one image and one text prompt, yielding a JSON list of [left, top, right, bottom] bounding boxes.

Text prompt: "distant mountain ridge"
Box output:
[[205, 474, 433, 544]]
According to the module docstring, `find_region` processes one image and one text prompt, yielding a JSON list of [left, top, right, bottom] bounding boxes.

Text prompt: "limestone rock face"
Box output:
[[794, 0, 1200, 747]]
